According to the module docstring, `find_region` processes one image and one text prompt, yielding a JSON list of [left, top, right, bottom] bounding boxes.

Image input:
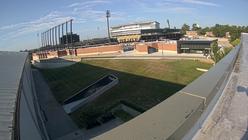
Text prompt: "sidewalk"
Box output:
[[32, 69, 84, 140], [193, 34, 248, 140]]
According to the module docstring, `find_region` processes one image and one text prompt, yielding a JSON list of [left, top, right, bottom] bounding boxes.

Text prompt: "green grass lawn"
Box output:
[[39, 59, 212, 128]]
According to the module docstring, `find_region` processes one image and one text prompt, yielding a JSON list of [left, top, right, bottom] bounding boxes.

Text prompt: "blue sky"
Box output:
[[0, 0, 247, 51]]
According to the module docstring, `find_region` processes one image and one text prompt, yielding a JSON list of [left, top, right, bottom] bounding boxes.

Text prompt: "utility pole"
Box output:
[[106, 10, 111, 41]]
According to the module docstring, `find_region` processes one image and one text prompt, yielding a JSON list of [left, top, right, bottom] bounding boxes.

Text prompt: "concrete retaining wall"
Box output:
[[32, 59, 76, 69], [19, 55, 49, 140], [93, 41, 240, 140], [63, 74, 119, 114]]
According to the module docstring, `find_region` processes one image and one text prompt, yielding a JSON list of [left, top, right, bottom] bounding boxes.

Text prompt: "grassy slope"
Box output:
[[39, 59, 212, 127]]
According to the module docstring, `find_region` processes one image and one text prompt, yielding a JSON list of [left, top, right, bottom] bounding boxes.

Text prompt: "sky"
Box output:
[[0, 0, 247, 51]]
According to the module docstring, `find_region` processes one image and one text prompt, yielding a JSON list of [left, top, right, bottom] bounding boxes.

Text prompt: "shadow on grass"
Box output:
[[37, 59, 204, 128]]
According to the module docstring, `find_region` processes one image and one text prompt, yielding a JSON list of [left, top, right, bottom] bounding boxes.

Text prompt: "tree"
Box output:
[[211, 41, 224, 64], [198, 27, 210, 35], [181, 24, 190, 34], [192, 23, 201, 31], [231, 38, 240, 46], [211, 41, 233, 64], [211, 42, 222, 63]]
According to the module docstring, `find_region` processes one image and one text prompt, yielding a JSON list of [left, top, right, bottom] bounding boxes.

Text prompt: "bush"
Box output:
[[231, 38, 240, 47], [211, 41, 233, 64], [99, 112, 116, 123], [86, 119, 101, 129]]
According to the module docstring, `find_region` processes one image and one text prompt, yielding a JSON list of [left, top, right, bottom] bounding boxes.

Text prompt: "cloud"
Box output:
[[163, 0, 219, 7], [68, 2, 80, 8], [132, 0, 195, 14], [0, 11, 73, 41], [0, 0, 125, 41], [183, 0, 219, 7], [67, 0, 110, 8]]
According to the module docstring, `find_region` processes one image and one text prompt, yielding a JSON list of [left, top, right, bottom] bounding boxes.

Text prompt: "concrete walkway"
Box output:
[[83, 118, 123, 139], [62, 50, 207, 61], [32, 69, 84, 140], [194, 33, 248, 140]]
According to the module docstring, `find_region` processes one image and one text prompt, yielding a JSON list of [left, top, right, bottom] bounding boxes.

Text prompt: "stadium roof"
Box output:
[[0, 51, 27, 140], [111, 21, 159, 29], [178, 39, 217, 43]]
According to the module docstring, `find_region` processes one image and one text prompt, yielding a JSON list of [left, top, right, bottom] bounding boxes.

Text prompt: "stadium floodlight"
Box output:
[[106, 10, 111, 40]]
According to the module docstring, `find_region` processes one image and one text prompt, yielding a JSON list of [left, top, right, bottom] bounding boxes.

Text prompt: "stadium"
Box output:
[[1, 9, 247, 140]]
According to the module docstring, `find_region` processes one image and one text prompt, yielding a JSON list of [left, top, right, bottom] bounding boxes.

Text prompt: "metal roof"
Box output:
[[111, 21, 159, 29], [0, 51, 28, 140], [178, 39, 217, 43]]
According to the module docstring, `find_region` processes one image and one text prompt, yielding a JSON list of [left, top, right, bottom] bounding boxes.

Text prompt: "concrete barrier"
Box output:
[[93, 41, 240, 139], [63, 74, 119, 114], [32, 58, 76, 69]]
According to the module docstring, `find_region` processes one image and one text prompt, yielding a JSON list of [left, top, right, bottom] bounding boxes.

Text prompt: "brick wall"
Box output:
[[157, 42, 177, 52], [58, 50, 68, 57], [47, 51, 58, 59], [32, 53, 39, 61], [136, 42, 177, 54], [76, 44, 122, 56], [135, 43, 148, 54]]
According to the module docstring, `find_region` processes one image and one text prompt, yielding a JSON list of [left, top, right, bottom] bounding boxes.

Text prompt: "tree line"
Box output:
[[181, 24, 248, 46]]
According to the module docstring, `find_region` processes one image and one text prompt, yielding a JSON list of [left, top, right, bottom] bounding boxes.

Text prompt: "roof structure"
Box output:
[[111, 21, 159, 29], [0, 51, 27, 140]]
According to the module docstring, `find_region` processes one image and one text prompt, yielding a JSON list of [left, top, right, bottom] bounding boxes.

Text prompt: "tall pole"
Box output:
[[58, 24, 60, 50], [47, 30, 49, 47], [70, 19, 73, 48], [42, 32, 44, 47], [37, 33, 40, 48], [167, 19, 170, 29], [46, 31, 48, 47], [44, 31, 46, 47], [41, 32, 43, 47], [62, 23, 64, 48], [51, 28, 54, 48], [55, 26, 57, 45], [106, 10, 111, 41], [66, 21, 68, 48], [49, 29, 52, 50]]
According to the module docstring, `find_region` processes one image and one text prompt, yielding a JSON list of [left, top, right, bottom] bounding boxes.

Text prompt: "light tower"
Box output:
[[106, 10, 111, 40], [167, 19, 170, 29]]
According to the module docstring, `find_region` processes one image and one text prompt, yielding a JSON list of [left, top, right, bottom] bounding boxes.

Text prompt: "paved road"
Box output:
[[194, 33, 248, 140], [32, 69, 84, 140]]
